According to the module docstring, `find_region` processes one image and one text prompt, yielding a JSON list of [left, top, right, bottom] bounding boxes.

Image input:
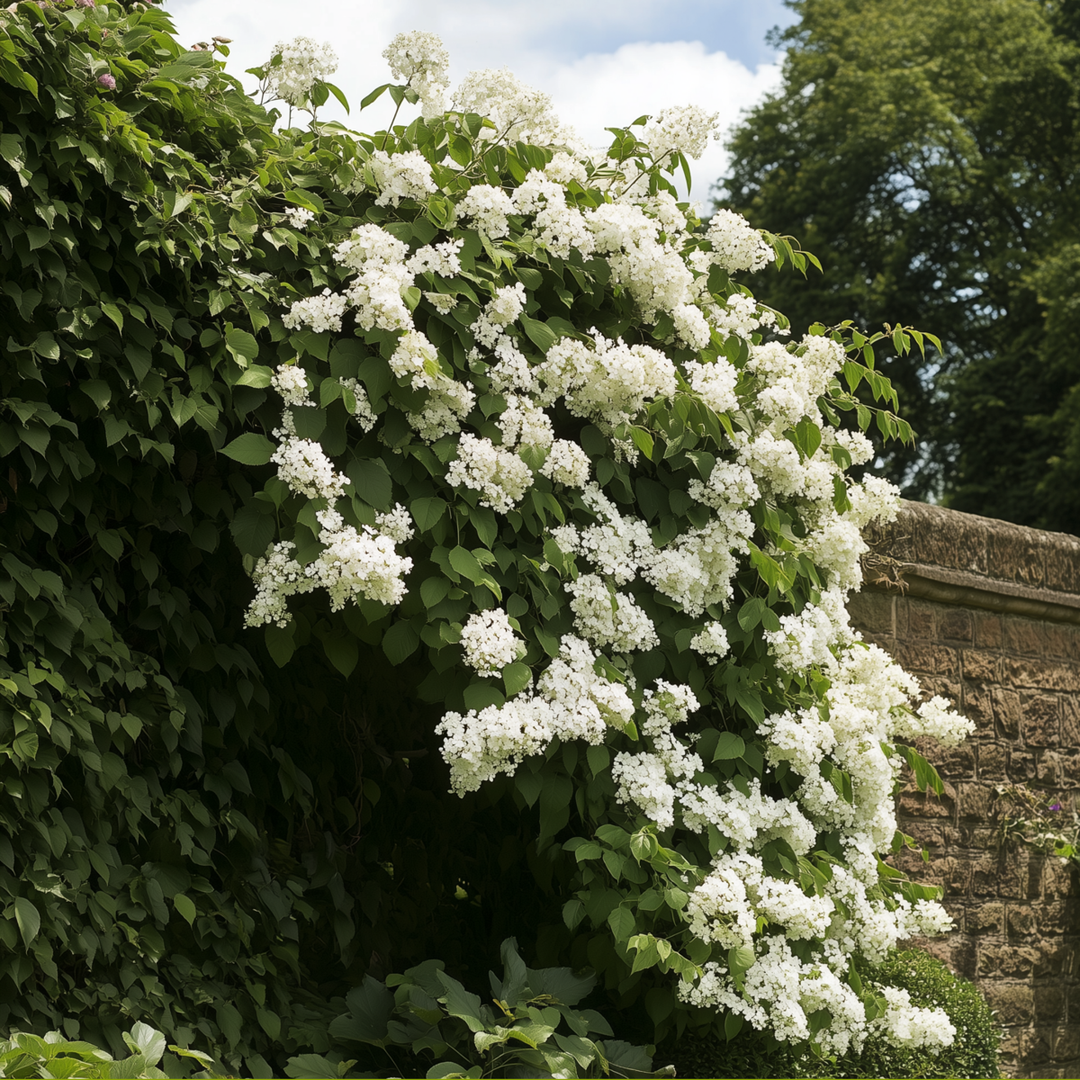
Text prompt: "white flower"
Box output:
[[383, 30, 450, 118], [284, 206, 314, 230], [565, 573, 659, 653], [641, 105, 720, 161], [445, 433, 533, 514], [460, 609, 521, 675], [690, 622, 729, 663], [268, 36, 338, 108], [369, 150, 437, 207], [703, 209, 775, 274], [541, 439, 590, 488]]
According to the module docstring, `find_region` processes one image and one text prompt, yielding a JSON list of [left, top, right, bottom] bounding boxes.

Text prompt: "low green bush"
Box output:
[[289, 938, 672, 1079], [658, 948, 1001, 1079]]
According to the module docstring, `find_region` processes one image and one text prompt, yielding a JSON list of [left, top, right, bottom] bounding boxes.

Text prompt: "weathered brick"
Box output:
[[963, 682, 995, 733], [1034, 982, 1067, 1022], [972, 852, 1027, 899], [1053, 1025, 1080, 1061], [974, 610, 1004, 649], [895, 641, 959, 676], [847, 589, 894, 636], [1040, 859, 1077, 900], [967, 901, 1005, 934], [1002, 655, 1080, 692], [1041, 622, 1075, 660], [982, 982, 1035, 1025], [957, 781, 994, 821], [1007, 903, 1037, 936], [978, 943, 1039, 978], [1036, 750, 1062, 786], [916, 506, 988, 573], [1044, 538, 1080, 592], [1062, 697, 1080, 745], [939, 607, 974, 643], [1019, 1027, 1054, 1066], [987, 526, 1044, 587], [978, 741, 1008, 781], [1005, 618, 1047, 656], [994, 687, 1022, 739], [962, 648, 1000, 682], [898, 786, 954, 821], [1008, 749, 1038, 783], [1020, 693, 1061, 747], [1033, 941, 1074, 978], [1037, 901, 1074, 934]]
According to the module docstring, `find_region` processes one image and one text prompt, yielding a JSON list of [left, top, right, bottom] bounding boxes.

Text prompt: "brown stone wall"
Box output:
[[848, 501, 1080, 1079]]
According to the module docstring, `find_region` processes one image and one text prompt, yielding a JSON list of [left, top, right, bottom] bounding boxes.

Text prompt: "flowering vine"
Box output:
[[225, 30, 974, 1059]]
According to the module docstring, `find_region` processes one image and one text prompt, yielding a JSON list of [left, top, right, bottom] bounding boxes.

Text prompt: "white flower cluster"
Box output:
[[243, 367, 414, 627], [445, 434, 533, 513], [284, 206, 314, 230], [565, 574, 659, 653], [435, 634, 634, 793], [382, 30, 450, 119], [460, 608, 520, 675], [268, 36, 338, 109], [641, 105, 720, 161], [369, 150, 437, 207]]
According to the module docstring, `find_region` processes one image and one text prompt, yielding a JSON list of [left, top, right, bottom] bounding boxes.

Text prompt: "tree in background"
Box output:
[[719, 0, 1080, 531]]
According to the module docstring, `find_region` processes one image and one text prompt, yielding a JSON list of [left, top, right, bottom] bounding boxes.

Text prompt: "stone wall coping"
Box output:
[[863, 500, 1080, 623]]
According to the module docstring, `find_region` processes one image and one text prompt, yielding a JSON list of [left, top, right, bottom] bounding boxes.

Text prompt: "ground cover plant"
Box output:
[[0, 1, 989, 1076]]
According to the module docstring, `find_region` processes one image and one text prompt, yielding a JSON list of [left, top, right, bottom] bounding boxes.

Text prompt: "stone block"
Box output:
[[977, 942, 1039, 978], [967, 901, 1006, 935], [915, 505, 988, 574], [898, 786, 955, 821], [1044, 537, 1080, 592], [847, 590, 894, 636], [958, 781, 994, 821], [972, 853, 1025, 899], [974, 610, 1004, 649], [1008, 749, 1038, 783], [1005, 618, 1047, 656], [1019, 1027, 1054, 1066], [1052, 1025, 1080, 1061], [1042, 623, 1075, 660], [982, 982, 1035, 1025], [1036, 751, 1063, 786], [963, 683, 996, 734], [1002, 656, 1080, 693], [1041, 858, 1078, 900], [987, 524, 1045, 587], [932, 742, 976, 780], [905, 598, 938, 640], [962, 648, 1000, 683], [939, 607, 974, 644], [979, 742, 1008, 781], [994, 688, 1022, 740], [1007, 903, 1036, 937], [1062, 698, 1080, 747], [1034, 982, 1067, 1023], [1037, 901, 1073, 934], [896, 641, 959, 677], [1033, 941, 1074, 978], [1020, 693, 1061, 747]]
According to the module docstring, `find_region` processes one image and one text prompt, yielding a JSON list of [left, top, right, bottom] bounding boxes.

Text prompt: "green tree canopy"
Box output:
[[719, 0, 1080, 529]]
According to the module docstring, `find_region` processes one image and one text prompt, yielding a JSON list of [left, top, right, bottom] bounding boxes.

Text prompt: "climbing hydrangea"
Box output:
[[236, 31, 969, 1060]]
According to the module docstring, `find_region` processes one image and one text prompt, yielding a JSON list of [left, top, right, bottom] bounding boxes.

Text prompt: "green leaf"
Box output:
[[713, 732, 746, 761], [382, 620, 420, 665], [324, 634, 359, 677], [230, 502, 277, 557], [435, 970, 486, 1033], [13, 897, 40, 947], [226, 328, 259, 361], [348, 456, 393, 509], [411, 496, 447, 533], [607, 905, 635, 941], [502, 662, 531, 696], [173, 894, 197, 926], [519, 313, 560, 354], [329, 976, 395, 1044], [221, 432, 275, 466]]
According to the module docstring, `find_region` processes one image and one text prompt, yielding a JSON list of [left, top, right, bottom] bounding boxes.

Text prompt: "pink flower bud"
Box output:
[[97, 73, 116, 90]]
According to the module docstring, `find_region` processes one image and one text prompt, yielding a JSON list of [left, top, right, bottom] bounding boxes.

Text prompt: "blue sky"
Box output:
[[164, 0, 797, 198]]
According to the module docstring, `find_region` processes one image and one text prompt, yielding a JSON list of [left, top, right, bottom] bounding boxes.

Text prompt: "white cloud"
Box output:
[[168, 0, 782, 199]]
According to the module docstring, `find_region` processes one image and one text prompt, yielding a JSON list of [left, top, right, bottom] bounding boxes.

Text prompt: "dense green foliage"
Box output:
[[659, 949, 1000, 1078], [719, 0, 1080, 526], [0, 3, 526, 1073]]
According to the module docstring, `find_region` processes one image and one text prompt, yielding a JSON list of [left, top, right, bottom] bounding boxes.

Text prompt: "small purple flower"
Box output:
[[97, 73, 116, 90], [1049, 802, 1062, 812]]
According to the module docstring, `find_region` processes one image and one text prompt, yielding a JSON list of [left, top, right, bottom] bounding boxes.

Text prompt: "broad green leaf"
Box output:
[[13, 897, 40, 947], [220, 432, 275, 466]]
